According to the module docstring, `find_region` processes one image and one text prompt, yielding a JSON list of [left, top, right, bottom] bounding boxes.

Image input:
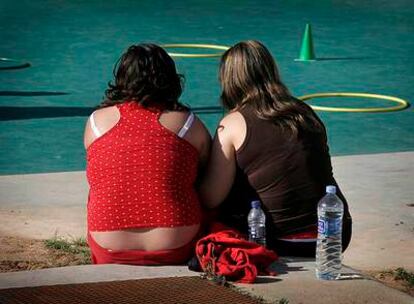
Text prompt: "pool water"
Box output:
[[0, 0, 413, 174]]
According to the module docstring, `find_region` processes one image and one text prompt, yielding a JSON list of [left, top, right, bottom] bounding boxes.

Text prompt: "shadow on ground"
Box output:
[[269, 258, 313, 275]]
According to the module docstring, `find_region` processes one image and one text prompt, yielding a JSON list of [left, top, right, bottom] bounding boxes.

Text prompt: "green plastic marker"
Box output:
[[296, 23, 316, 61]]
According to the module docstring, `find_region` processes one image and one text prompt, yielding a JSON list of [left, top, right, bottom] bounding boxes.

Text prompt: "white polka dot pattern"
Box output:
[[86, 102, 201, 231]]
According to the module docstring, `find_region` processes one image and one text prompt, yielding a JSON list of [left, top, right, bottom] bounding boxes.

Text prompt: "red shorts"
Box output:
[[87, 232, 197, 265]]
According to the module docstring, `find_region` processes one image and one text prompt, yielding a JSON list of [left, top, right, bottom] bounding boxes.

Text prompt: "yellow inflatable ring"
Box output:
[[161, 44, 230, 58], [298, 92, 410, 113]]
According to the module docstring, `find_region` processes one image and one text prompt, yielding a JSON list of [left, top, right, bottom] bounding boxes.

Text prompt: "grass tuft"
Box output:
[[394, 267, 414, 287], [43, 236, 90, 264]]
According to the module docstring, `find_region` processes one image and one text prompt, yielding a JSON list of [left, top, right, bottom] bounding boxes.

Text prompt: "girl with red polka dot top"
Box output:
[[84, 44, 211, 265]]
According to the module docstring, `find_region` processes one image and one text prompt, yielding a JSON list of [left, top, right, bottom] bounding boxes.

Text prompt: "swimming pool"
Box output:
[[0, 0, 413, 174]]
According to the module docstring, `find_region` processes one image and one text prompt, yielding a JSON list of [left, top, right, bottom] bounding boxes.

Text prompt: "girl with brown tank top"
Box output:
[[199, 41, 352, 257]]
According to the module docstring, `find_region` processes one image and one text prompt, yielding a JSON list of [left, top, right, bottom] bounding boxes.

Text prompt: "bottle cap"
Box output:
[[326, 185, 336, 194], [251, 200, 261, 208]]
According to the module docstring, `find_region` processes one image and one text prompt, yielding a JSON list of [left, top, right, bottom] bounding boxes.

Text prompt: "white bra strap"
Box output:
[[177, 112, 195, 138], [89, 112, 101, 137]]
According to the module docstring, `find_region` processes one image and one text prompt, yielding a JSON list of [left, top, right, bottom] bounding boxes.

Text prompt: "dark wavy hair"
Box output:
[[100, 43, 187, 110], [219, 40, 324, 136]]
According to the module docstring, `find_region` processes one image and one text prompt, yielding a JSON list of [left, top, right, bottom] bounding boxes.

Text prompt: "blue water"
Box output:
[[0, 0, 413, 174]]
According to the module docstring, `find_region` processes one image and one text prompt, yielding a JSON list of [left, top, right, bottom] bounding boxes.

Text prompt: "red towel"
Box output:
[[195, 223, 278, 283]]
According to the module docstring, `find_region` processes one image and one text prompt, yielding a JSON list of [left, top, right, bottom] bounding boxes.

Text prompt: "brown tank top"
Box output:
[[218, 104, 351, 244]]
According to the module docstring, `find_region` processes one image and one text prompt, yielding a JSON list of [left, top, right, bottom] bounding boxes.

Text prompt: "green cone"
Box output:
[[296, 23, 316, 61]]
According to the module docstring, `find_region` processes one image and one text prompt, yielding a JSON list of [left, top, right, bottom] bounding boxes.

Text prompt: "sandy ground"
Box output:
[[0, 236, 90, 273]]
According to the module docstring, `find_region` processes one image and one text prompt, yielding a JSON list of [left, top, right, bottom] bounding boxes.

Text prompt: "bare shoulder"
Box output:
[[184, 113, 211, 156], [93, 105, 121, 128], [160, 110, 189, 120], [158, 110, 189, 133], [160, 110, 210, 140], [93, 105, 119, 121], [83, 105, 120, 149], [219, 111, 245, 130], [218, 111, 246, 150], [192, 115, 211, 139]]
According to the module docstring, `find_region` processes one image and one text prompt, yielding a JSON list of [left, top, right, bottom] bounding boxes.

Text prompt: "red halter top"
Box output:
[[86, 102, 201, 231]]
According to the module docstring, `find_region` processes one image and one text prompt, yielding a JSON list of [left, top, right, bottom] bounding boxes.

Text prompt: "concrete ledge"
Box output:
[[0, 264, 195, 290], [0, 259, 412, 304]]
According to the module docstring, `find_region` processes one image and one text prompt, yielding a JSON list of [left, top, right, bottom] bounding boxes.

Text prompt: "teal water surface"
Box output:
[[0, 0, 413, 174]]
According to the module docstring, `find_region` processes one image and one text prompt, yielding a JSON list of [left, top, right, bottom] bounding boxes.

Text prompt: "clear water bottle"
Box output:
[[316, 185, 344, 280], [248, 200, 266, 246]]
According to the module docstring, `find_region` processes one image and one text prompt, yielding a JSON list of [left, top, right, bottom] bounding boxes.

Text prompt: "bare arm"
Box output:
[[192, 117, 212, 187], [193, 116, 212, 172], [83, 116, 95, 149], [198, 112, 246, 208]]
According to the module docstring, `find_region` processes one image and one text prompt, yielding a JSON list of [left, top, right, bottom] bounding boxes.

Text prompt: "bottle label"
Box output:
[[249, 226, 266, 239], [318, 218, 341, 236]]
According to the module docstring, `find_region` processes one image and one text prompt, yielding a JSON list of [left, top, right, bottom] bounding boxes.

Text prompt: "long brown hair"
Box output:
[[100, 43, 187, 111], [219, 40, 323, 136]]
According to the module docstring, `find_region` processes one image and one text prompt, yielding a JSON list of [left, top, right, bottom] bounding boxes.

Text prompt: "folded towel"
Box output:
[[195, 222, 278, 283]]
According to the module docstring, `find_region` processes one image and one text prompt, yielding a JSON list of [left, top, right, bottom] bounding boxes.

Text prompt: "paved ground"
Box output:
[[1, 151, 413, 271], [0, 171, 88, 240], [334, 152, 414, 271], [0, 152, 413, 303]]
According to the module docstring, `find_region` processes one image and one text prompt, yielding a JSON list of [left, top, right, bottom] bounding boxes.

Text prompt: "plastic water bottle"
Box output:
[[248, 200, 266, 246], [316, 185, 344, 280]]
